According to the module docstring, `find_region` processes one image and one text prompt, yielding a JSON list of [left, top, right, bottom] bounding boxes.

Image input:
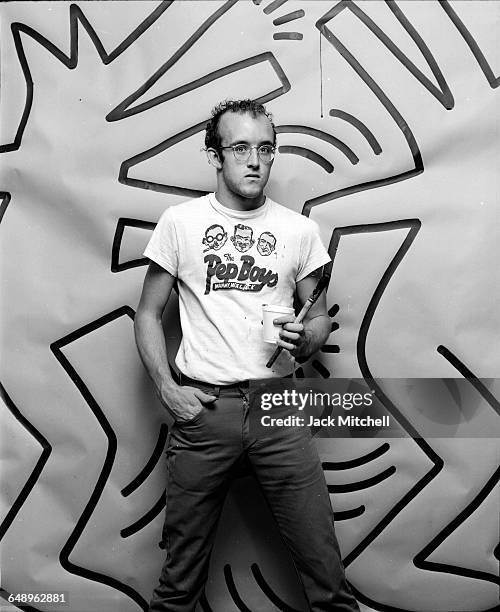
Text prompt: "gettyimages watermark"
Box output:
[[248, 378, 500, 438]]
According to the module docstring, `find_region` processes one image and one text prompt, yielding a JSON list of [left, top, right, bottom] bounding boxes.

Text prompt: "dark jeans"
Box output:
[[149, 378, 360, 612]]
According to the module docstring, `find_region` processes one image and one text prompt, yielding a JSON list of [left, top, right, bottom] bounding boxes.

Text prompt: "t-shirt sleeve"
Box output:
[[143, 207, 179, 276], [296, 218, 331, 282]]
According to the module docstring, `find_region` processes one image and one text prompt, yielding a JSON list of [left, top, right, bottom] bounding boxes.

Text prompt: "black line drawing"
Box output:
[[333, 505, 366, 521], [0, 383, 52, 541], [0, 0, 498, 609], [310, 359, 330, 378], [251, 563, 301, 612], [440, 0, 499, 89], [117, 52, 290, 195], [273, 10, 305, 27], [323, 221, 445, 573], [106, 0, 239, 121], [108, 51, 285, 122], [51, 306, 149, 611], [308, 1, 427, 216], [0, 192, 12, 223], [438, 345, 500, 416], [263, 0, 290, 16], [413, 465, 500, 586], [112, 218, 156, 272], [322, 442, 390, 470], [0, 1, 174, 152], [277, 145, 334, 173], [273, 32, 303, 41], [120, 493, 166, 539], [224, 564, 252, 612], [276, 125, 359, 164], [199, 591, 214, 612], [327, 466, 396, 494], [121, 424, 168, 497], [328, 109, 382, 155]]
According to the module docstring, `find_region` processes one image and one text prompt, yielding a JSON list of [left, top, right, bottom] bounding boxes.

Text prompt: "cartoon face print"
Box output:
[[203, 224, 228, 252], [257, 231, 276, 256], [231, 224, 255, 252]]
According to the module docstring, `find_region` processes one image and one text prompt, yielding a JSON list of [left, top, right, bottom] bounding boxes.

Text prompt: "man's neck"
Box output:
[[215, 187, 265, 211]]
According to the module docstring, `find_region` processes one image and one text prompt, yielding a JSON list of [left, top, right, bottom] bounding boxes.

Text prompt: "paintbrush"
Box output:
[[265, 269, 331, 369]]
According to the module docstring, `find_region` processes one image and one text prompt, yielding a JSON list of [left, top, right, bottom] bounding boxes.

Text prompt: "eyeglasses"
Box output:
[[205, 233, 225, 243], [220, 144, 276, 163]]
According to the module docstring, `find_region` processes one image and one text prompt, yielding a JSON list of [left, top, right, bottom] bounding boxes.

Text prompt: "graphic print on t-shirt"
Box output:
[[230, 224, 255, 252], [202, 224, 228, 252], [203, 223, 278, 294], [257, 231, 276, 256]]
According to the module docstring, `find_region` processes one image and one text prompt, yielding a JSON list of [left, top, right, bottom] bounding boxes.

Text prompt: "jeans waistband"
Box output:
[[178, 373, 250, 396]]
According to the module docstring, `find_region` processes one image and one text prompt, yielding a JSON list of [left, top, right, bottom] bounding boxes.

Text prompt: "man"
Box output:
[[135, 99, 360, 611]]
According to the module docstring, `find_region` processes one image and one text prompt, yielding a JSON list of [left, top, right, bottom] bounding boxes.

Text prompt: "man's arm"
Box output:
[[134, 261, 216, 420], [274, 267, 331, 359]]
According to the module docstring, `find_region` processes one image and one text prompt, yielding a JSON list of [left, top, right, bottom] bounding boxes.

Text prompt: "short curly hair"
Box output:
[[205, 99, 276, 152]]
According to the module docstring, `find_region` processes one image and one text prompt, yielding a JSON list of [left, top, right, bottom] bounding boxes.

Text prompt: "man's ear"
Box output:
[[206, 148, 222, 169]]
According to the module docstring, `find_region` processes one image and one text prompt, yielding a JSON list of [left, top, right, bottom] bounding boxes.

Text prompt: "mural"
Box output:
[[1, 1, 499, 611]]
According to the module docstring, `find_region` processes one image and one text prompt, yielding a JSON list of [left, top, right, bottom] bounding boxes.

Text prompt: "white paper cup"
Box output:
[[262, 305, 295, 344]]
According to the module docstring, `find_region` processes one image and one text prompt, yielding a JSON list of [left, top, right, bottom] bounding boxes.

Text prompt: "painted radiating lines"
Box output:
[[329, 109, 382, 155], [253, 0, 306, 41], [322, 443, 392, 521]]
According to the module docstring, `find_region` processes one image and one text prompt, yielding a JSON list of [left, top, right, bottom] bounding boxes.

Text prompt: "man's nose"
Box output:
[[247, 147, 260, 167]]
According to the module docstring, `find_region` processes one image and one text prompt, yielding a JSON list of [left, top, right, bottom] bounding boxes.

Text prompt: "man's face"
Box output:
[[217, 112, 275, 201], [257, 232, 276, 256], [232, 227, 254, 252], [203, 225, 227, 251]]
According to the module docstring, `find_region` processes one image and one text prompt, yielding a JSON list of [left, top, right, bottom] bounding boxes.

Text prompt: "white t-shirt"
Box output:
[[144, 193, 331, 384]]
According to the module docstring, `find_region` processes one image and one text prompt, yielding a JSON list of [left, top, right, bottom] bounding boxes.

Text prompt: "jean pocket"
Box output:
[[176, 406, 205, 426]]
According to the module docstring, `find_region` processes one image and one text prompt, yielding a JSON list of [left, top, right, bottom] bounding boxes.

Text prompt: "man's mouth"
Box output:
[[245, 174, 260, 179]]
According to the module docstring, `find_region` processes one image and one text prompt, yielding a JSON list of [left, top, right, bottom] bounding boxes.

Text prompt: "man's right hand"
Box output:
[[158, 382, 217, 422]]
